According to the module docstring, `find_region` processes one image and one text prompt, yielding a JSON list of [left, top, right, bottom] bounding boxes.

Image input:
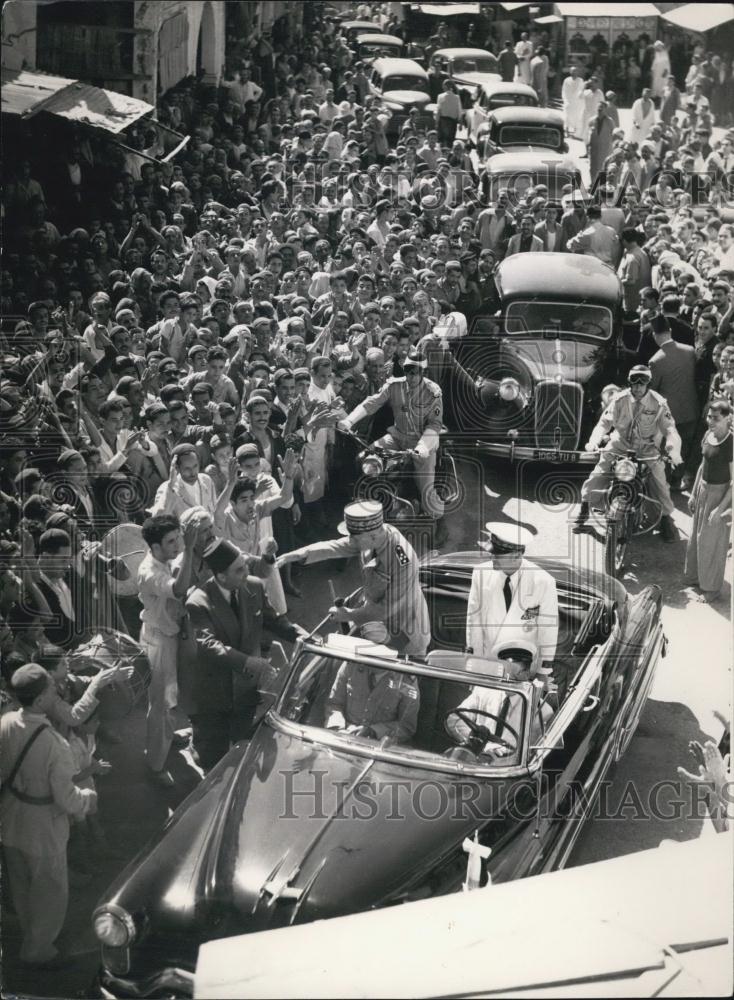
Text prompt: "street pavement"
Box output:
[[3, 452, 730, 1000]]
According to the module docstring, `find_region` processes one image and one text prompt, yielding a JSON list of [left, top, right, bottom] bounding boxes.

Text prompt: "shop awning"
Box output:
[[500, 2, 531, 10], [1, 69, 154, 132], [555, 2, 659, 16], [414, 3, 480, 14], [661, 3, 734, 32], [1, 68, 77, 118], [535, 13, 563, 23], [41, 81, 153, 133]]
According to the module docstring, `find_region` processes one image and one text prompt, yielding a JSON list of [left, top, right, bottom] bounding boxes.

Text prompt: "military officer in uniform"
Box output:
[[276, 500, 431, 656], [466, 523, 559, 688], [336, 349, 448, 544], [326, 661, 420, 744], [0, 664, 98, 967], [575, 365, 682, 541]]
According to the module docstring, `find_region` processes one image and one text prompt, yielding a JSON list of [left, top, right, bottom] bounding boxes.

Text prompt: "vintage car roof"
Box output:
[[432, 47, 496, 59], [489, 106, 565, 127], [485, 150, 578, 173], [479, 80, 537, 99], [357, 33, 403, 45], [372, 57, 429, 78], [343, 20, 380, 29], [493, 254, 623, 308]]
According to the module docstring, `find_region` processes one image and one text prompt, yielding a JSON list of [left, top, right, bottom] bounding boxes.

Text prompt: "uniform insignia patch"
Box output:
[[521, 604, 540, 621], [395, 544, 409, 566]]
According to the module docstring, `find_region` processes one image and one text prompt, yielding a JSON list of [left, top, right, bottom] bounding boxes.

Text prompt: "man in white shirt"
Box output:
[[151, 443, 220, 519], [137, 514, 197, 785], [567, 204, 621, 267], [318, 89, 339, 125], [465, 522, 559, 678]]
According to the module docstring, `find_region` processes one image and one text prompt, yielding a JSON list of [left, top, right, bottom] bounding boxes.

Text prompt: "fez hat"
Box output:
[[203, 538, 241, 574]]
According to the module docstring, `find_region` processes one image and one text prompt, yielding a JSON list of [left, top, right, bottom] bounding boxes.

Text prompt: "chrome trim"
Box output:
[[99, 967, 194, 998]]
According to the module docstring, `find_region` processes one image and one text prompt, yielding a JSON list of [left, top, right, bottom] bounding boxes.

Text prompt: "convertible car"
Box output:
[[453, 253, 625, 463], [93, 552, 664, 998]]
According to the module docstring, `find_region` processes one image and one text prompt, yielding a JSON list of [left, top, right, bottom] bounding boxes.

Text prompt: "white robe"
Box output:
[[630, 98, 657, 144], [465, 559, 559, 665], [562, 76, 586, 136]]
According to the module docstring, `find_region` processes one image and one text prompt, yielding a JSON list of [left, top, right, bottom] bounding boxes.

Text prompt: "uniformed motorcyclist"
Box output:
[[574, 365, 682, 541], [326, 661, 419, 744], [276, 500, 431, 656], [336, 349, 449, 545]]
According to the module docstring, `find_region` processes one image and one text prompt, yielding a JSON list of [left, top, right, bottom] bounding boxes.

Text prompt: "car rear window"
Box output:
[[498, 125, 562, 149], [383, 75, 429, 93], [489, 93, 537, 109]]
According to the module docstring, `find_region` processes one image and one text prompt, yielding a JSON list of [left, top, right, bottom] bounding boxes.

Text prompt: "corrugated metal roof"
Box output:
[[1, 69, 153, 132], [1, 68, 77, 118], [42, 82, 153, 133]]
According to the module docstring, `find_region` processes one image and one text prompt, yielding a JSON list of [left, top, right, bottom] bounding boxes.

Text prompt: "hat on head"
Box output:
[[236, 443, 260, 461], [337, 499, 384, 537], [10, 663, 49, 701], [628, 364, 652, 381], [203, 537, 241, 574], [403, 349, 428, 371], [481, 521, 532, 554]]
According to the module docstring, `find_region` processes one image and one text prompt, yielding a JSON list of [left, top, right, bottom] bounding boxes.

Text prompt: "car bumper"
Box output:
[[475, 440, 597, 464], [96, 967, 194, 999]]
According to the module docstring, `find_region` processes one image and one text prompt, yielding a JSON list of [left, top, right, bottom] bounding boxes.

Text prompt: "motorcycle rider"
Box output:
[[574, 365, 682, 542], [336, 349, 449, 545]]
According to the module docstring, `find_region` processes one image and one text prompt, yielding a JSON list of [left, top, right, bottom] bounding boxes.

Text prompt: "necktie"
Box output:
[[230, 590, 239, 618], [503, 575, 513, 613]]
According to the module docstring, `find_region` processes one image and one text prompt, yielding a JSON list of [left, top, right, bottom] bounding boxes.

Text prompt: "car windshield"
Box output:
[[453, 56, 497, 73], [498, 125, 563, 149], [489, 171, 576, 202], [504, 301, 613, 339], [275, 638, 529, 769], [384, 75, 429, 93]]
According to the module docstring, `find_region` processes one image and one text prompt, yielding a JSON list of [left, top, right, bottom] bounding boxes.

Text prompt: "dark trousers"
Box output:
[[437, 116, 458, 145], [673, 420, 698, 483], [191, 705, 257, 771]]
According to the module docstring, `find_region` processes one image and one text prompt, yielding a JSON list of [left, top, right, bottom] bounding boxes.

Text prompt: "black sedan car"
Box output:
[[93, 553, 664, 998], [453, 253, 625, 463]]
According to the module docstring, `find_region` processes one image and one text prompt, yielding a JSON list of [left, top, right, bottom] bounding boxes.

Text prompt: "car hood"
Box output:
[[498, 336, 607, 387], [455, 71, 501, 87], [383, 89, 430, 106], [102, 722, 511, 940]]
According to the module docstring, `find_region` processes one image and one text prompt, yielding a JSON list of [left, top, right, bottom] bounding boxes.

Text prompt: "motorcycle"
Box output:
[[339, 428, 460, 524], [592, 450, 666, 578]]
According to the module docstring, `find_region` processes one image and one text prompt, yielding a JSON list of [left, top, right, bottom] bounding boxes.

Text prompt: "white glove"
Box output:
[[336, 418, 351, 433], [413, 443, 430, 460]]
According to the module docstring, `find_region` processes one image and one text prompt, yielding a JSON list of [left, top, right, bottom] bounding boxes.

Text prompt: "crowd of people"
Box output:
[[0, 0, 732, 975]]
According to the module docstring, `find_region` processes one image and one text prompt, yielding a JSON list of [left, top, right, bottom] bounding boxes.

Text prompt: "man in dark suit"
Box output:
[[648, 315, 698, 489], [180, 538, 304, 771]]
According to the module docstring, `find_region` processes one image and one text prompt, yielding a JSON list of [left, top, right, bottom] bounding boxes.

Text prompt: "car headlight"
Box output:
[[93, 904, 136, 947], [362, 455, 384, 477], [499, 378, 521, 402], [614, 458, 637, 482]]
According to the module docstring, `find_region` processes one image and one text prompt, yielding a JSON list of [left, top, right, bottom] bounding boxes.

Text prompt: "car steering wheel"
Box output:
[[444, 707, 519, 755]]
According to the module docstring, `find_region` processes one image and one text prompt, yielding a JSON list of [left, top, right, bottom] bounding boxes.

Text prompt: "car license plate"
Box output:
[[534, 449, 576, 462]]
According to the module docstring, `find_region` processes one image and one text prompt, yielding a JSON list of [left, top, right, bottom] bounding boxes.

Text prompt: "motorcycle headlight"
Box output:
[[93, 904, 136, 948], [499, 378, 521, 402], [614, 458, 637, 482], [361, 455, 384, 477]]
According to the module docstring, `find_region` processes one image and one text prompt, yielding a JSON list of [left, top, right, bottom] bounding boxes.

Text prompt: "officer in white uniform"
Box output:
[[465, 522, 559, 680]]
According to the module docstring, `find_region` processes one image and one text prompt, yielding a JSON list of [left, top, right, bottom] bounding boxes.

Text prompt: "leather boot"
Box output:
[[572, 501, 590, 533], [659, 514, 679, 542]]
